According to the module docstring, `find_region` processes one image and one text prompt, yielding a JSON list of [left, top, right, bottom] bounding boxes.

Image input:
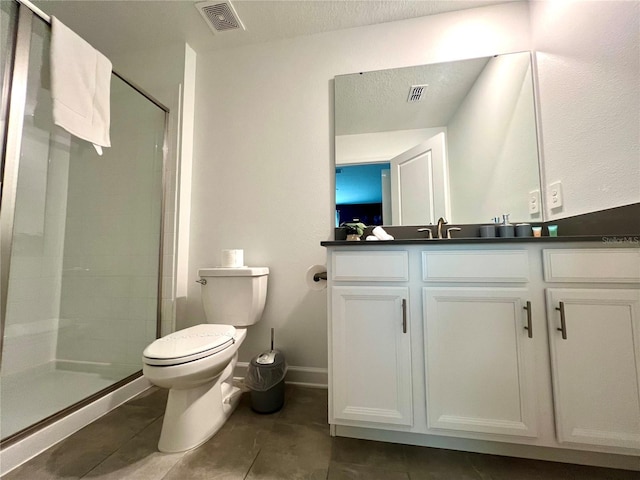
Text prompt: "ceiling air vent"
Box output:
[[196, 1, 245, 33], [407, 84, 429, 102]]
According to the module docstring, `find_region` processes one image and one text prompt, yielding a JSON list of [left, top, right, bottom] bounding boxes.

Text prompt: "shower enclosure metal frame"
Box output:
[[0, 0, 170, 448]]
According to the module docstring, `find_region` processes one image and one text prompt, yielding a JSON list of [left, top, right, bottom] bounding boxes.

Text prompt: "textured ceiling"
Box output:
[[33, 0, 513, 57], [335, 56, 490, 135]]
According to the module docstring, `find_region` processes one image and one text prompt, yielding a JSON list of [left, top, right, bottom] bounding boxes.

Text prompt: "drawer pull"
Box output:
[[555, 301, 568, 340], [523, 301, 533, 338], [402, 298, 407, 334]]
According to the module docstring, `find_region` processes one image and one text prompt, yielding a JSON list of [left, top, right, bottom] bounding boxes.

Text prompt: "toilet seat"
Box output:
[[143, 324, 236, 366]]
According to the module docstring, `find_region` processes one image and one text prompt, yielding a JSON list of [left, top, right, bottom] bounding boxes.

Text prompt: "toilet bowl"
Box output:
[[142, 267, 268, 453], [143, 325, 247, 452]]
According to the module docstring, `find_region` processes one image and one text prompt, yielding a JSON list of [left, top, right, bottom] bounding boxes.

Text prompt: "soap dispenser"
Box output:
[[498, 214, 515, 238]]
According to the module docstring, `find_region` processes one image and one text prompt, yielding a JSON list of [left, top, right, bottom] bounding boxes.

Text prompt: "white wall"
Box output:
[[188, 2, 532, 371], [530, 0, 640, 219]]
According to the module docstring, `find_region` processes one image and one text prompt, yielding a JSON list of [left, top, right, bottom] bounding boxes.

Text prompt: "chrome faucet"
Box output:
[[447, 227, 462, 239], [437, 217, 448, 239], [417, 227, 433, 239]]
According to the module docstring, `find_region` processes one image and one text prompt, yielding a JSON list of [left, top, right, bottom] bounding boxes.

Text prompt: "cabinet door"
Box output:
[[546, 288, 640, 450], [423, 288, 537, 437], [331, 286, 413, 426]]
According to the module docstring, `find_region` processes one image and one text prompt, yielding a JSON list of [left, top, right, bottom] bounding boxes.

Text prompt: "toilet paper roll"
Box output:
[[221, 249, 244, 268], [306, 264, 327, 291]]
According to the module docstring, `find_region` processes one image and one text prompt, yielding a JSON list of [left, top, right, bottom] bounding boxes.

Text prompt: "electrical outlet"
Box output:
[[528, 189, 541, 215], [548, 181, 563, 209]]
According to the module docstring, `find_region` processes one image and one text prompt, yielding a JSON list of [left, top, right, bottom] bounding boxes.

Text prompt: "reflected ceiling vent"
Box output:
[[407, 84, 429, 102], [196, 1, 245, 33]]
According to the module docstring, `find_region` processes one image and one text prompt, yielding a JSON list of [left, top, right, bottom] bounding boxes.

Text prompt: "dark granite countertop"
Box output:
[[321, 235, 640, 247]]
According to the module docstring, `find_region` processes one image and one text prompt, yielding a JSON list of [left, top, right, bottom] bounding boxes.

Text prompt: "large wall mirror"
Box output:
[[334, 51, 542, 226]]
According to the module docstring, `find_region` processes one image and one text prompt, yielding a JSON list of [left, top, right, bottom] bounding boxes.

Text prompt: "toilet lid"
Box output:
[[143, 324, 236, 366]]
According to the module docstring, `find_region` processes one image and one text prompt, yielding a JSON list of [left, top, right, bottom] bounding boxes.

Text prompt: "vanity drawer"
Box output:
[[543, 248, 640, 283], [422, 250, 529, 283], [332, 251, 409, 282]]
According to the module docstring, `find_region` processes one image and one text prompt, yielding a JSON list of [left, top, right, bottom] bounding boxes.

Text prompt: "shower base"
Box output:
[[0, 363, 149, 476], [0, 360, 139, 439]]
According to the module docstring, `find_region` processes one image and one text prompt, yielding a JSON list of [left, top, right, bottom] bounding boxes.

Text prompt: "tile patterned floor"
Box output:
[[3, 385, 639, 479]]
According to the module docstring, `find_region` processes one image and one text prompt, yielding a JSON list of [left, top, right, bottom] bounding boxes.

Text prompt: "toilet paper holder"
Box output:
[[313, 271, 327, 282], [306, 264, 328, 291]]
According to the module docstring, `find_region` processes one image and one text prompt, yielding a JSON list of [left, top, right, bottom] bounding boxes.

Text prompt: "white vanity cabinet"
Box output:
[[331, 286, 413, 426], [325, 243, 640, 469], [544, 249, 640, 450], [329, 251, 414, 427], [421, 250, 538, 438], [423, 287, 538, 437]]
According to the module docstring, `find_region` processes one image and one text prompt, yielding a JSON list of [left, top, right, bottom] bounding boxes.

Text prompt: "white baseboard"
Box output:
[[0, 376, 152, 476], [235, 362, 327, 388]]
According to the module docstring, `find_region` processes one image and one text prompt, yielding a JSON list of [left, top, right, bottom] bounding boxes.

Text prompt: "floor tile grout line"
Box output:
[[78, 411, 165, 479], [469, 460, 490, 480], [243, 447, 262, 480], [159, 447, 187, 480], [160, 453, 192, 480]]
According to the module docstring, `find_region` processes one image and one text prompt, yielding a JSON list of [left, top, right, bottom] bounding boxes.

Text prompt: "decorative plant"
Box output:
[[341, 221, 366, 237]]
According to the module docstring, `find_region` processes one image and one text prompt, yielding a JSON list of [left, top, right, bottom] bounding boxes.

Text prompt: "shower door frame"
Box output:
[[0, 0, 170, 447]]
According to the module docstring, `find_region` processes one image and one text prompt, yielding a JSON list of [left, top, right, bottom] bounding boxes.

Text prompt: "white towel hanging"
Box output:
[[50, 16, 112, 155]]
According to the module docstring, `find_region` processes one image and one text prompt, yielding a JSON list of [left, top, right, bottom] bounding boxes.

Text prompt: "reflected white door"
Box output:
[[390, 132, 449, 225]]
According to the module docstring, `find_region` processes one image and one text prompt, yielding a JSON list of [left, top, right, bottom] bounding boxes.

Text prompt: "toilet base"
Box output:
[[158, 354, 240, 453]]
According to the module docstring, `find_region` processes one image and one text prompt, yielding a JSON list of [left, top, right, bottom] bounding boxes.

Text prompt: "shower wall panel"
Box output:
[[56, 77, 164, 370], [1, 3, 166, 441], [1, 21, 70, 376]]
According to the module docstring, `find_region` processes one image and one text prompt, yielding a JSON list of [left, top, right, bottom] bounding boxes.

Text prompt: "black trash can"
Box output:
[[245, 350, 287, 413]]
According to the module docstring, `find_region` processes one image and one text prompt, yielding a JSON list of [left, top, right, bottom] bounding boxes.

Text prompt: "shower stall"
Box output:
[[1, 0, 168, 463]]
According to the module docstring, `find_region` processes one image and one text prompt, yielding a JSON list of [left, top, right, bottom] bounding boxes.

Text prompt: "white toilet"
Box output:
[[142, 266, 268, 453]]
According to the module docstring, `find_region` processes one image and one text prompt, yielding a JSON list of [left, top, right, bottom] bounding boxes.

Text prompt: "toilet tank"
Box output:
[[197, 267, 269, 327]]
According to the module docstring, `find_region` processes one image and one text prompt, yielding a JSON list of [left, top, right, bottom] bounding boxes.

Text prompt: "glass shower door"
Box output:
[[1, 8, 166, 441]]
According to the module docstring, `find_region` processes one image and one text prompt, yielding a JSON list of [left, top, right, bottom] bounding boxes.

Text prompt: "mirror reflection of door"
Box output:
[[390, 132, 449, 225]]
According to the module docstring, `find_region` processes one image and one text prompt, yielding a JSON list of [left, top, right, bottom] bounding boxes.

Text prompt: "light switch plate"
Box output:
[[548, 181, 563, 209], [528, 189, 541, 215]]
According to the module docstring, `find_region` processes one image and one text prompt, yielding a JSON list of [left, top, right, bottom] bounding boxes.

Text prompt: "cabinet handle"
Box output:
[[402, 298, 407, 334], [523, 301, 533, 338], [555, 301, 567, 340]]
